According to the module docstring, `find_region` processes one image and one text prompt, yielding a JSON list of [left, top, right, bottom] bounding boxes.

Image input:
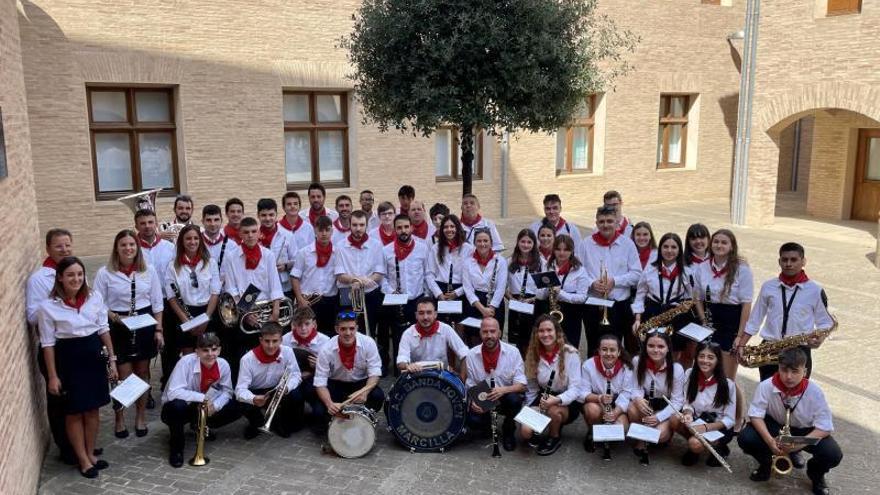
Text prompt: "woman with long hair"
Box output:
[[683, 223, 711, 282], [506, 229, 546, 354], [547, 234, 589, 349], [461, 228, 508, 346], [631, 222, 658, 270], [537, 222, 556, 265], [581, 333, 633, 460], [426, 214, 474, 327]]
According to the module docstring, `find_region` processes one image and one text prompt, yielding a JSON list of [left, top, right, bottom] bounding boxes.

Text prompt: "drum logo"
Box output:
[[386, 374, 467, 451]]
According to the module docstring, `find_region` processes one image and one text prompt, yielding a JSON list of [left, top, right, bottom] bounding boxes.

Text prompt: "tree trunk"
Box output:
[[459, 124, 474, 196]]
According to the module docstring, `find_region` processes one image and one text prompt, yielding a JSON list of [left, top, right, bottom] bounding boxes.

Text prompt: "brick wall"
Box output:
[[0, 0, 47, 493]]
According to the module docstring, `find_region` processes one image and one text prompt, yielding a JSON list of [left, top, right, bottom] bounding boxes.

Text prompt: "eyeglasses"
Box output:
[[646, 326, 670, 336], [337, 310, 358, 320], [189, 270, 199, 289]]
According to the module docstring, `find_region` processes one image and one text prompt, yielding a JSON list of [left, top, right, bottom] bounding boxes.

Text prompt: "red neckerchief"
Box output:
[[481, 343, 501, 373], [516, 256, 530, 267], [63, 292, 88, 311], [179, 253, 201, 269], [315, 241, 333, 267], [394, 238, 416, 261], [539, 246, 553, 260], [202, 231, 223, 246], [661, 264, 680, 281], [241, 242, 262, 270], [615, 217, 629, 236], [293, 327, 318, 347], [698, 373, 717, 392], [690, 253, 709, 264], [118, 263, 137, 277], [333, 218, 351, 234], [138, 235, 160, 249], [259, 224, 278, 248], [593, 355, 624, 379], [771, 373, 809, 398], [779, 270, 809, 287], [638, 246, 652, 268], [539, 345, 559, 365], [416, 320, 440, 340], [338, 340, 356, 370], [378, 226, 395, 245], [556, 260, 572, 276], [252, 345, 281, 364], [199, 362, 220, 393], [447, 239, 460, 252], [348, 233, 369, 249], [411, 220, 429, 239], [461, 213, 482, 228], [280, 215, 304, 232], [308, 207, 327, 226], [711, 260, 728, 278], [43, 257, 58, 269], [554, 217, 567, 231], [224, 224, 241, 244], [591, 230, 620, 247], [473, 249, 495, 267], [646, 359, 667, 374]]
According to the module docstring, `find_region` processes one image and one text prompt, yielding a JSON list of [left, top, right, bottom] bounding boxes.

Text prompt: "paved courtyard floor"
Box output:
[[38, 199, 879, 494]]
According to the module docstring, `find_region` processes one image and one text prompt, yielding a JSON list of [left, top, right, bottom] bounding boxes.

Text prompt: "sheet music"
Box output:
[[437, 300, 463, 314], [508, 299, 535, 315], [109, 374, 150, 409], [626, 423, 662, 444], [678, 323, 715, 342], [592, 424, 626, 442], [514, 406, 552, 434], [121, 313, 157, 330], [459, 317, 483, 328], [691, 419, 725, 442], [382, 293, 408, 306], [585, 297, 615, 308], [180, 313, 210, 332]]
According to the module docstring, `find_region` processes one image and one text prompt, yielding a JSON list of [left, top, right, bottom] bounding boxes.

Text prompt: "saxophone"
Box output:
[[636, 300, 695, 341], [740, 316, 838, 368], [548, 261, 564, 322], [258, 368, 292, 435], [771, 408, 794, 475]]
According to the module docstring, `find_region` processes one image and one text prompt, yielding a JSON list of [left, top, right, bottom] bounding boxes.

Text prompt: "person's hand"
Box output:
[[602, 409, 617, 423], [470, 402, 485, 414], [307, 355, 318, 369], [406, 363, 423, 373], [631, 319, 641, 335], [352, 391, 368, 404], [245, 313, 259, 327], [206, 401, 216, 417], [48, 376, 62, 396], [486, 386, 504, 402], [108, 366, 119, 382], [682, 413, 693, 426], [635, 398, 653, 416], [327, 402, 342, 416], [808, 334, 824, 349], [253, 395, 268, 408], [540, 395, 561, 410], [600, 394, 613, 406], [642, 415, 659, 427], [154, 331, 165, 351]]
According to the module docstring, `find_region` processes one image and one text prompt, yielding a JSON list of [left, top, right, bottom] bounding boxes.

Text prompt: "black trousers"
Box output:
[[583, 300, 633, 356], [293, 376, 322, 420], [507, 299, 547, 354], [238, 386, 305, 433], [737, 417, 843, 477], [38, 351, 73, 459], [313, 379, 385, 431], [160, 399, 241, 455], [378, 298, 417, 373], [467, 392, 524, 436], [758, 346, 813, 382], [311, 296, 339, 337], [160, 308, 180, 388]]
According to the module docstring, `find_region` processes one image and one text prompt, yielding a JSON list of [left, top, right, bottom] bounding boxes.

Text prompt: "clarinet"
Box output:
[[602, 379, 613, 460], [102, 346, 123, 411], [127, 275, 138, 357], [395, 256, 406, 325], [539, 370, 556, 414], [519, 266, 529, 300], [486, 258, 499, 311], [171, 282, 193, 325], [489, 375, 501, 458], [445, 263, 455, 298], [704, 285, 715, 330]]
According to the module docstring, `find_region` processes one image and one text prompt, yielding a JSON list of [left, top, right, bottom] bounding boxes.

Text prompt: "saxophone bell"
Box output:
[[771, 408, 794, 476]]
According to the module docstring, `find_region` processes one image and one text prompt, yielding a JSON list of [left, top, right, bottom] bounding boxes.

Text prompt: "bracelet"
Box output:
[[109, 355, 117, 362], [155, 329, 164, 333]]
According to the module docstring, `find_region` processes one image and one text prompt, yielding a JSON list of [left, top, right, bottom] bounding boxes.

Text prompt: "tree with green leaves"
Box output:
[[344, 0, 638, 194]]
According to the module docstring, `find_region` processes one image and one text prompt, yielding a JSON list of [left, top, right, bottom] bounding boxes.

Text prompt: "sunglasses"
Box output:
[[337, 310, 358, 320], [189, 270, 199, 289], [646, 326, 671, 336]]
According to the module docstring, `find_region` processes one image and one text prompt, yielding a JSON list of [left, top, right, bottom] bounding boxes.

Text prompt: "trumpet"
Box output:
[[190, 398, 210, 466], [771, 408, 794, 475], [218, 293, 294, 334], [259, 368, 292, 435], [599, 261, 610, 326]]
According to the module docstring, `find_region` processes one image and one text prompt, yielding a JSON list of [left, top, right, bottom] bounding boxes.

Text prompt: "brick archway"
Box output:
[[756, 81, 880, 135]]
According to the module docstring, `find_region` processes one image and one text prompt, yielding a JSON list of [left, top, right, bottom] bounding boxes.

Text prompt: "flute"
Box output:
[[662, 395, 732, 473]]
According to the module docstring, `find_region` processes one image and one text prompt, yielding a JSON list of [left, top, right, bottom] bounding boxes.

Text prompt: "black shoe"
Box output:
[[135, 426, 149, 437], [601, 445, 612, 461], [79, 466, 99, 479], [275, 427, 292, 439], [634, 448, 649, 466], [717, 443, 731, 457], [537, 437, 561, 456], [527, 436, 541, 449], [706, 454, 722, 467], [810, 474, 830, 495], [206, 430, 217, 442], [93, 459, 109, 470], [790, 451, 805, 469], [502, 433, 517, 452], [583, 434, 595, 453], [749, 465, 771, 482], [168, 452, 184, 468], [146, 392, 156, 410], [244, 425, 259, 440], [681, 450, 700, 466], [114, 428, 129, 439]]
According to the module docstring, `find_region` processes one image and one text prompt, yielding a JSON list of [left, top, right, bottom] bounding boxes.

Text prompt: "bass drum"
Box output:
[[327, 405, 378, 458], [385, 368, 467, 452]]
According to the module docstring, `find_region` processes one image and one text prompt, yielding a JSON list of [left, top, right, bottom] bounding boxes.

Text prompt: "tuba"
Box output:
[[218, 293, 294, 334]]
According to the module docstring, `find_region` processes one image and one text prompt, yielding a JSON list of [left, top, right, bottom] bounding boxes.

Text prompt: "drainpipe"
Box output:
[[500, 131, 510, 218], [731, 0, 760, 225]]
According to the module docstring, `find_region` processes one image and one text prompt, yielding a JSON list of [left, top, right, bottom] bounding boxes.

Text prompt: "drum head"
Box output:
[[386, 370, 467, 452], [328, 410, 376, 459]]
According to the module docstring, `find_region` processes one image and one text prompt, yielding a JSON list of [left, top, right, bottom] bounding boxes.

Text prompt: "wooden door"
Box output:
[[852, 129, 880, 221]]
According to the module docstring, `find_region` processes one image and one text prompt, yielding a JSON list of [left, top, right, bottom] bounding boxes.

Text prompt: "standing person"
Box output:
[[429, 203, 450, 243], [529, 194, 582, 244], [334, 210, 385, 339], [369, 201, 397, 246], [331, 195, 354, 245], [161, 333, 241, 468], [693, 228, 754, 380], [739, 242, 834, 381], [520, 315, 583, 455], [465, 318, 526, 451], [359, 189, 380, 231], [537, 222, 556, 265], [300, 182, 339, 226], [93, 230, 164, 439], [408, 200, 436, 241], [201, 204, 241, 287], [279, 191, 315, 251], [38, 256, 117, 479], [224, 198, 245, 245], [396, 297, 469, 374], [578, 206, 642, 357], [676, 342, 736, 468], [506, 229, 546, 355], [256, 198, 297, 299], [426, 214, 474, 327], [581, 334, 634, 460], [134, 209, 176, 286], [683, 223, 711, 283], [547, 234, 589, 349], [281, 307, 330, 432], [160, 194, 196, 242], [27, 228, 75, 463], [631, 222, 658, 270], [460, 194, 504, 252], [737, 348, 842, 495], [603, 190, 632, 238], [235, 322, 303, 439], [627, 331, 685, 466], [291, 216, 339, 336], [462, 229, 508, 347], [397, 185, 415, 216]]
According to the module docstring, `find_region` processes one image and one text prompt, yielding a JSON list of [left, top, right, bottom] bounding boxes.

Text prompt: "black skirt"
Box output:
[[176, 304, 210, 349], [463, 290, 506, 336], [706, 302, 742, 352], [110, 306, 158, 364], [507, 297, 546, 351], [529, 396, 581, 424], [55, 333, 111, 414]]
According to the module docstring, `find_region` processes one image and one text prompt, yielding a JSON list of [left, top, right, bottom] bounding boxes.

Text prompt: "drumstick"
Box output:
[[340, 385, 373, 408]]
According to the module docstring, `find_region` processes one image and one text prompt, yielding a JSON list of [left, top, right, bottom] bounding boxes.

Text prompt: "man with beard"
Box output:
[[396, 297, 468, 375], [299, 182, 338, 226]]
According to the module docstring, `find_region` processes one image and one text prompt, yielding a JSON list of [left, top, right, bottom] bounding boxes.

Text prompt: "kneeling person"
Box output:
[[282, 307, 330, 430], [396, 297, 469, 375]]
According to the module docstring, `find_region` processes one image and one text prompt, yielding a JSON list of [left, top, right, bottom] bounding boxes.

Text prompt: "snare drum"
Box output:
[[327, 405, 378, 458], [385, 368, 467, 452]]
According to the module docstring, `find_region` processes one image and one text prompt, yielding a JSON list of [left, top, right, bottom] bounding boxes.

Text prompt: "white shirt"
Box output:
[[465, 341, 527, 388], [629, 356, 686, 423], [27, 266, 56, 325], [506, 260, 547, 300], [682, 371, 736, 429], [461, 216, 504, 252], [282, 331, 331, 355], [291, 242, 339, 297], [549, 262, 590, 304], [578, 234, 642, 301], [93, 266, 165, 313], [333, 236, 386, 293], [745, 278, 833, 341], [529, 219, 583, 245], [747, 378, 833, 431], [365, 212, 380, 232], [235, 346, 303, 404], [162, 353, 233, 411], [580, 357, 635, 412], [693, 259, 755, 305], [396, 322, 469, 365], [264, 227, 297, 292], [141, 239, 176, 294], [164, 259, 221, 307], [37, 293, 110, 347], [221, 245, 284, 302], [631, 263, 694, 314], [426, 243, 475, 298], [203, 233, 241, 292], [524, 347, 583, 406], [313, 333, 383, 387], [462, 255, 508, 308], [381, 239, 430, 300], [299, 207, 339, 224], [278, 216, 315, 251]]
